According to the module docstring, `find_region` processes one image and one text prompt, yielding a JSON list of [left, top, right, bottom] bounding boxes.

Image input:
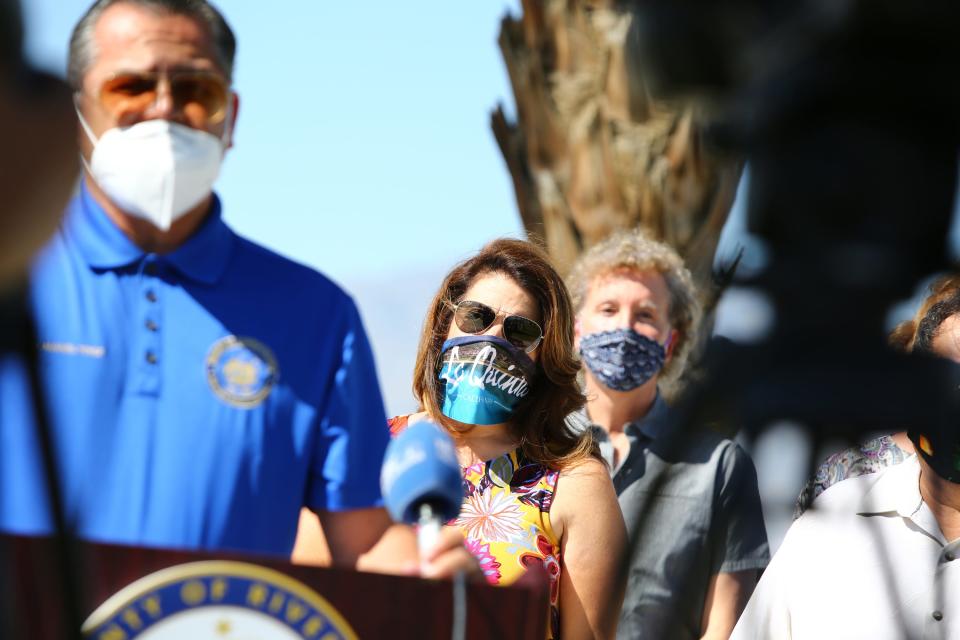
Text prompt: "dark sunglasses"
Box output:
[[452, 300, 543, 353]]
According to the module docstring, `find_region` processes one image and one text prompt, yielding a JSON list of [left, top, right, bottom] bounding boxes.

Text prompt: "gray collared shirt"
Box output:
[[570, 395, 770, 640]]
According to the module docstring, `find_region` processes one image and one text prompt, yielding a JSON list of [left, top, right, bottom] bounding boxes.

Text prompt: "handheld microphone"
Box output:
[[380, 419, 463, 557]]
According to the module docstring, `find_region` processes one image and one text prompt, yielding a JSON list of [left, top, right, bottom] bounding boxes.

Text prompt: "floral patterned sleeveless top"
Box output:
[[388, 415, 562, 639]]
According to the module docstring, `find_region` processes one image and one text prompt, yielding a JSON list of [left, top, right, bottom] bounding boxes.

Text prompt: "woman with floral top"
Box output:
[[391, 238, 627, 640]]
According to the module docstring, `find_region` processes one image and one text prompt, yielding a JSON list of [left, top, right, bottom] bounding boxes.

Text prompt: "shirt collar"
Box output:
[[624, 392, 670, 441], [858, 454, 923, 519], [570, 414, 616, 470], [576, 391, 669, 442], [65, 181, 143, 270], [858, 455, 952, 546], [576, 393, 668, 473], [163, 195, 233, 285], [65, 181, 233, 285]]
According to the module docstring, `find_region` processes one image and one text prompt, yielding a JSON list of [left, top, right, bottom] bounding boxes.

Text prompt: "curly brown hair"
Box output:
[[412, 238, 597, 470], [889, 274, 960, 354]]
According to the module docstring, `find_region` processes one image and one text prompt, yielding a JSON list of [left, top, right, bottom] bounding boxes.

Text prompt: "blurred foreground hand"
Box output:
[[292, 507, 482, 580]]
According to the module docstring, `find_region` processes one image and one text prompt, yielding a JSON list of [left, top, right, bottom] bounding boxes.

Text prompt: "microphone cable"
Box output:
[[451, 569, 467, 640]]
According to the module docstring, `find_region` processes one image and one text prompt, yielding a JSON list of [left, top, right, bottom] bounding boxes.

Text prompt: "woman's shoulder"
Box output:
[[551, 458, 616, 510], [550, 456, 620, 542], [555, 456, 611, 483], [386, 415, 408, 436], [387, 411, 431, 436]]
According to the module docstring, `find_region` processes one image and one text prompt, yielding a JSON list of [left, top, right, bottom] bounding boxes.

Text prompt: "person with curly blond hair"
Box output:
[[566, 227, 769, 640]]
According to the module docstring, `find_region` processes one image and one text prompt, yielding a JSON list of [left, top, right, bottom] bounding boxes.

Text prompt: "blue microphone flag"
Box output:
[[380, 420, 464, 524]]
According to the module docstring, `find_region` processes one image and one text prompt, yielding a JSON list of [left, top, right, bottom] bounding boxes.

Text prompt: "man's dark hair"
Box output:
[[889, 275, 960, 354], [67, 0, 236, 89], [914, 291, 960, 354]]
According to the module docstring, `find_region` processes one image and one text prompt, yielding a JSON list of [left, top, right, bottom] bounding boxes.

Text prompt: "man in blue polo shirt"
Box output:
[[0, 0, 397, 562]]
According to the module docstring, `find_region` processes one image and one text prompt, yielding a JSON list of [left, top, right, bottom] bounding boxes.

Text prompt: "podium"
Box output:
[[0, 534, 549, 639]]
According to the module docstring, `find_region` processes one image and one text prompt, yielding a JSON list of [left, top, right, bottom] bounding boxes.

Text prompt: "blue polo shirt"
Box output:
[[0, 184, 390, 557]]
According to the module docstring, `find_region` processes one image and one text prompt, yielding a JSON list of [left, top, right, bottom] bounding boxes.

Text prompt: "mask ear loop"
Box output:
[[73, 95, 99, 175], [73, 96, 99, 144], [662, 330, 677, 362], [663, 331, 674, 351]]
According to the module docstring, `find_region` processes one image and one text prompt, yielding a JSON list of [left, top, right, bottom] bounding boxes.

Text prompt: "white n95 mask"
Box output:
[[78, 111, 226, 231]]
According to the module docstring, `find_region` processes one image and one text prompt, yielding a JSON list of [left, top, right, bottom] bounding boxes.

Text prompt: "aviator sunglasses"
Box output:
[[452, 300, 543, 353], [91, 70, 231, 125]]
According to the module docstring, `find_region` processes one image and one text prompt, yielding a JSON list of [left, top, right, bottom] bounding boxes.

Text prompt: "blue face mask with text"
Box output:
[[437, 335, 536, 425], [579, 328, 667, 392]]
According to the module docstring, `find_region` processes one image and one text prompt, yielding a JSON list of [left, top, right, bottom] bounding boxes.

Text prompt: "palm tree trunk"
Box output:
[[492, 0, 741, 306]]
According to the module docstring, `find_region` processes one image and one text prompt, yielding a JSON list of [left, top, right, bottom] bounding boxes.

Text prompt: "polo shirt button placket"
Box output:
[[138, 258, 163, 396], [932, 611, 943, 622]]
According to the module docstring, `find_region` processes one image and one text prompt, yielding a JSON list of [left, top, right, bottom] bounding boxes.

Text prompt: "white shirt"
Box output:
[[731, 455, 960, 640]]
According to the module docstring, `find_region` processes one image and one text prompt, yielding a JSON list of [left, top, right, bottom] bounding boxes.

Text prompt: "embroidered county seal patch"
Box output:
[[205, 336, 278, 409]]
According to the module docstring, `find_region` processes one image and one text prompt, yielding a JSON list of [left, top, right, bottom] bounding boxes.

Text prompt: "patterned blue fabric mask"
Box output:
[[437, 335, 536, 425], [579, 328, 666, 392]]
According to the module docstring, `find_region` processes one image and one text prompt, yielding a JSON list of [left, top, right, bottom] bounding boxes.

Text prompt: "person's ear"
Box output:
[[573, 317, 582, 351], [223, 91, 239, 149], [663, 329, 678, 361]]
